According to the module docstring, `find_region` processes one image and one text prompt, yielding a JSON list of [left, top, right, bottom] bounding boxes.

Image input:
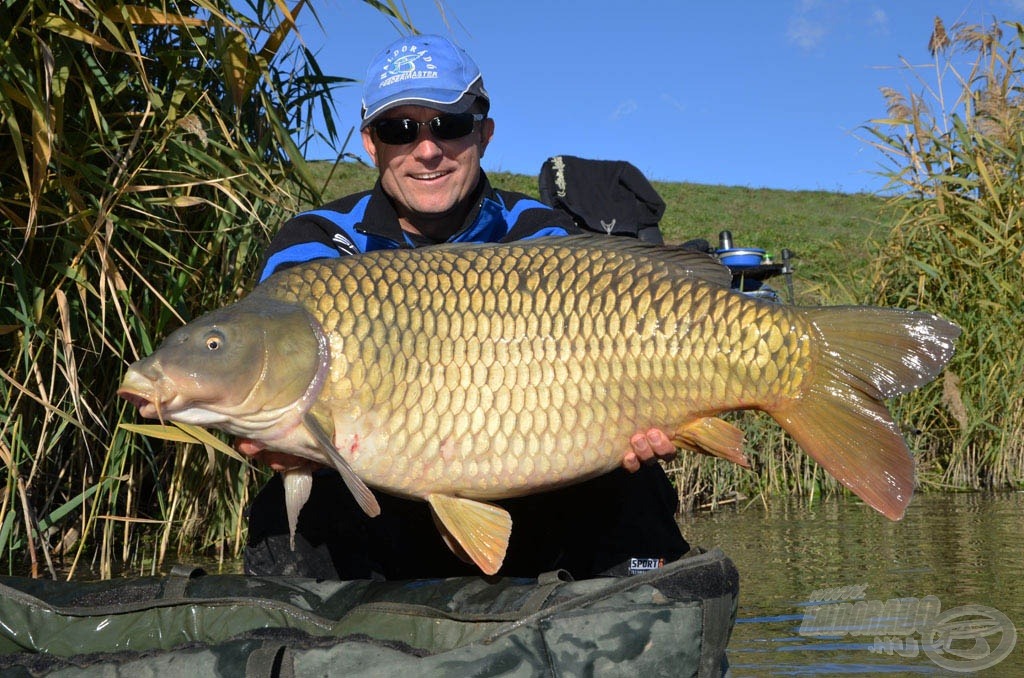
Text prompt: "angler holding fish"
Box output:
[[119, 35, 960, 579], [119, 35, 687, 580]]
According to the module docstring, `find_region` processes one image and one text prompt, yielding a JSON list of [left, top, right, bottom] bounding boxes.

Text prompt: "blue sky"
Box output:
[[297, 1, 1021, 194]]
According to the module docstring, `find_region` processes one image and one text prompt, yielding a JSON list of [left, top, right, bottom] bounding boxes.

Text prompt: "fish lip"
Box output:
[[117, 388, 162, 418], [116, 388, 150, 411]]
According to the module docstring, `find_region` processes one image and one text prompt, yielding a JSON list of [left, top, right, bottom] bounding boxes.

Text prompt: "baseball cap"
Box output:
[[361, 34, 490, 128]]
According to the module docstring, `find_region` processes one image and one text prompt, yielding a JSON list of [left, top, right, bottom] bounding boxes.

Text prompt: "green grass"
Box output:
[[306, 161, 888, 303], [655, 183, 886, 289]]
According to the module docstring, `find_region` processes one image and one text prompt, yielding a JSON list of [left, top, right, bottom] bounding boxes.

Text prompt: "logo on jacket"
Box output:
[[380, 44, 437, 87]]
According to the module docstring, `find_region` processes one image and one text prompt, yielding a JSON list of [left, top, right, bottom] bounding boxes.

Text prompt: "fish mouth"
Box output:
[[118, 367, 174, 420], [117, 388, 151, 411], [117, 387, 165, 420]]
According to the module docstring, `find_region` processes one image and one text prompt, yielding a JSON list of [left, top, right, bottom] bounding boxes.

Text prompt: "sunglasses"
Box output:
[[371, 113, 484, 145]]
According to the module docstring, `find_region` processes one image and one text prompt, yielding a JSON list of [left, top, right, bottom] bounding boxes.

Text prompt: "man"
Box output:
[[241, 34, 687, 581]]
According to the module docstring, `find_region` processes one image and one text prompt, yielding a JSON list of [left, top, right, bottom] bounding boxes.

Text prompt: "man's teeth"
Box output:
[[413, 171, 446, 180]]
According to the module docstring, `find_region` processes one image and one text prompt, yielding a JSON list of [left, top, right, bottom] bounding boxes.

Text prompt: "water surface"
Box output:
[[680, 492, 1022, 676]]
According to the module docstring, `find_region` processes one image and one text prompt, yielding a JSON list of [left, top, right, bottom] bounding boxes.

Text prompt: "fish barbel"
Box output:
[[118, 236, 960, 574]]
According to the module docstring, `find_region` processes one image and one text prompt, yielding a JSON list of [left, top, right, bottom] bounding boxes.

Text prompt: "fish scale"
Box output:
[[119, 235, 960, 574]]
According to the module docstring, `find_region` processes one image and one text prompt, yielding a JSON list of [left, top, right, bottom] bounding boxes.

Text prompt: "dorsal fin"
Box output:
[[440, 234, 733, 287], [551, 234, 732, 287]]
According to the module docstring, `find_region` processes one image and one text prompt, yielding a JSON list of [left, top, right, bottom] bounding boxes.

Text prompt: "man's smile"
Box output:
[[410, 170, 452, 181]]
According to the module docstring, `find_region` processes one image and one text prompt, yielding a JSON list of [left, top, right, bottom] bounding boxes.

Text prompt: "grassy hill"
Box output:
[[306, 161, 891, 304]]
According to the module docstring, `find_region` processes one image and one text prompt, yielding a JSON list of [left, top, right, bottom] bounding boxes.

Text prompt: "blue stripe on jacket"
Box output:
[[260, 194, 569, 282]]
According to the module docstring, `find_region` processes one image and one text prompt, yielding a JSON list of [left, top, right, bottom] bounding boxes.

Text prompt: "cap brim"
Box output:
[[362, 76, 488, 128], [362, 91, 475, 128]]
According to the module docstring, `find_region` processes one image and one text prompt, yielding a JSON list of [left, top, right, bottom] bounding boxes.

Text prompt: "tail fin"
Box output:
[[769, 307, 960, 520]]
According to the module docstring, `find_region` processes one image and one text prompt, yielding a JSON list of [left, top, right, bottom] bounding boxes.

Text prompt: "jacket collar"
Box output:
[[359, 172, 493, 246]]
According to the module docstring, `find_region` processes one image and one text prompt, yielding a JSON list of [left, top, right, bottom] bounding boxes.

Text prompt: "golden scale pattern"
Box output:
[[265, 243, 814, 500]]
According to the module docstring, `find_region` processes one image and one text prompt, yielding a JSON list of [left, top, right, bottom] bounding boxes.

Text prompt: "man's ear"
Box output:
[[361, 127, 379, 167], [479, 117, 495, 157]]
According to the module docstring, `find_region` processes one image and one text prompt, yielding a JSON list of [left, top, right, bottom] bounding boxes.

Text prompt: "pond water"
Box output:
[[679, 492, 1023, 677], [11, 492, 1018, 675]]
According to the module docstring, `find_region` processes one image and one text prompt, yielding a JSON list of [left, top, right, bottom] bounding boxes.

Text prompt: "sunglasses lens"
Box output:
[[373, 118, 418, 145], [430, 113, 476, 140], [373, 113, 479, 145]]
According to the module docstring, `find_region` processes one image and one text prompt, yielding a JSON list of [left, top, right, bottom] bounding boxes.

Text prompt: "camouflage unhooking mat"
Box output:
[[0, 547, 737, 677]]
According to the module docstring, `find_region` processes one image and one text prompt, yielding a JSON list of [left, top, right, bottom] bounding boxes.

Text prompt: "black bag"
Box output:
[[539, 155, 666, 244]]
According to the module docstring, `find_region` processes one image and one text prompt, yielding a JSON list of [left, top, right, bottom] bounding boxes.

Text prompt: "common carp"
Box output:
[[118, 236, 960, 574]]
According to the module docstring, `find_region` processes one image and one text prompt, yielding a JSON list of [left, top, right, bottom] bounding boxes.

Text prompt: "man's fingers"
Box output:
[[622, 450, 642, 473], [647, 428, 677, 459], [631, 430, 661, 461], [235, 438, 264, 457], [623, 432, 653, 473], [623, 429, 678, 473]]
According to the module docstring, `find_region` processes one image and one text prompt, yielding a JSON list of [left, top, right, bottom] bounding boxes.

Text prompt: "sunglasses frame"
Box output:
[[371, 113, 485, 146]]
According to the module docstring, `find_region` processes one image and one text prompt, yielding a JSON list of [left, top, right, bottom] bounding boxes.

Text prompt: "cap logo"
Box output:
[[379, 44, 438, 88]]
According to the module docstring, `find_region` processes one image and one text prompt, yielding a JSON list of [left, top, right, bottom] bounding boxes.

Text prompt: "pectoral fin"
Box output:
[[303, 412, 381, 517], [427, 494, 512, 575], [673, 417, 751, 468], [281, 467, 313, 551]]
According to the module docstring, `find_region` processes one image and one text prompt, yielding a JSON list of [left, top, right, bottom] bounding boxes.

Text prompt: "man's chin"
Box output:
[[399, 202, 468, 238]]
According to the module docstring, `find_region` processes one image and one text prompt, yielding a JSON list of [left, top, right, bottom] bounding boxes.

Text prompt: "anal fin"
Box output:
[[427, 494, 512, 576], [673, 417, 751, 468]]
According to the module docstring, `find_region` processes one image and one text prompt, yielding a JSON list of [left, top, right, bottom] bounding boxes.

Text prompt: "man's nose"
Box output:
[[409, 131, 444, 160]]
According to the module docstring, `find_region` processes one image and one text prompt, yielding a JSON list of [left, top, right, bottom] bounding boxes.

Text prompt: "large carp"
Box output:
[[119, 236, 960, 574]]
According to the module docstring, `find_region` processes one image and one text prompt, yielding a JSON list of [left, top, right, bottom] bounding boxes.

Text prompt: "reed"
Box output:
[[668, 17, 1024, 512], [0, 0, 410, 578], [861, 17, 1024, 491]]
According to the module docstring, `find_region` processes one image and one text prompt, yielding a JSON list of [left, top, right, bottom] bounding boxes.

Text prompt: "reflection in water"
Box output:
[[679, 492, 1023, 676]]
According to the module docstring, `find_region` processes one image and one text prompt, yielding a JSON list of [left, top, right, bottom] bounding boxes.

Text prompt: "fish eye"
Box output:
[[204, 331, 226, 351]]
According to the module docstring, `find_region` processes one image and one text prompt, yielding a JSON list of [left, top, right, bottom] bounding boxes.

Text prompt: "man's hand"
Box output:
[[622, 428, 677, 473], [235, 438, 319, 472]]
